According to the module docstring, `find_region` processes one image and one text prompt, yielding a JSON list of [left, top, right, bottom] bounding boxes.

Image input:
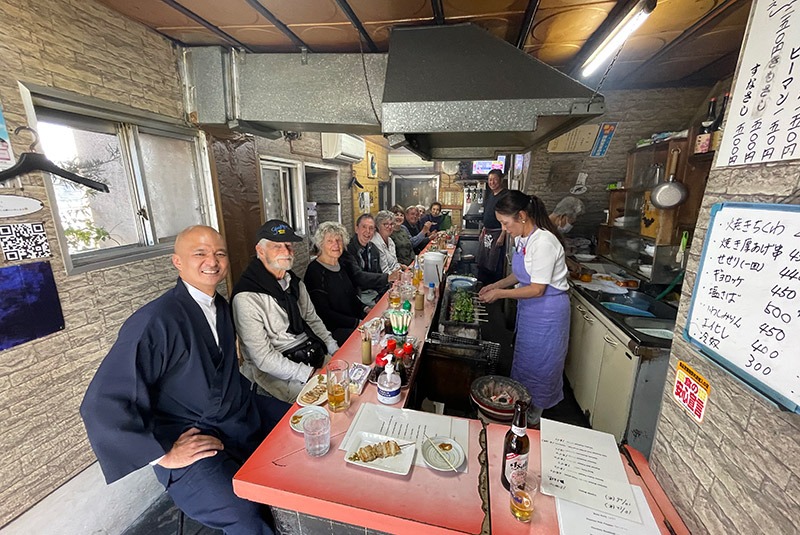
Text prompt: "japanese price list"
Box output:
[[717, 0, 800, 167], [540, 419, 641, 522], [686, 203, 800, 410]]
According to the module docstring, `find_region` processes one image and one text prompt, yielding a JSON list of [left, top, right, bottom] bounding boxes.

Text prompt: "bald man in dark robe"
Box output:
[[80, 225, 288, 535]]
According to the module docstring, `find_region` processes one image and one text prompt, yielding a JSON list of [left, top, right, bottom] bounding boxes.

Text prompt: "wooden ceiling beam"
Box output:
[[334, 0, 379, 52], [516, 0, 541, 49], [159, 0, 254, 51], [244, 0, 312, 52], [431, 0, 445, 25], [622, 0, 747, 85]]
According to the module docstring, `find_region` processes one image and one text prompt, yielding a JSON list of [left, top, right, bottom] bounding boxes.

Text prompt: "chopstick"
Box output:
[[424, 434, 459, 473]]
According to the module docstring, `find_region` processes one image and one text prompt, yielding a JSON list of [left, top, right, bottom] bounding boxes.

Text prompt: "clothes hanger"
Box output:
[[0, 126, 109, 192]]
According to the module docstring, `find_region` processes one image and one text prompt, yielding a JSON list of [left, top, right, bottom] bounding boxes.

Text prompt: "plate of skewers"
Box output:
[[345, 433, 416, 475]]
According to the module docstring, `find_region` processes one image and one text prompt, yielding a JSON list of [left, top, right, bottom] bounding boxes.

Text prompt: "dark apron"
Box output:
[[477, 228, 504, 272]]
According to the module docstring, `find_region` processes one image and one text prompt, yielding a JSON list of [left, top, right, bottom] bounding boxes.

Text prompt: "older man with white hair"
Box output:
[[232, 219, 338, 403]]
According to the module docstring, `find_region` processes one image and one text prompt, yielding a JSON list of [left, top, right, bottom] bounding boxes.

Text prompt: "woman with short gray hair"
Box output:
[[371, 210, 404, 273], [304, 221, 367, 344]]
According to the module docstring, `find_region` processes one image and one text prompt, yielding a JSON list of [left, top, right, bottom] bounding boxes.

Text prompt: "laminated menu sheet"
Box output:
[[540, 419, 641, 523], [557, 485, 660, 535], [340, 402, 470, 471]]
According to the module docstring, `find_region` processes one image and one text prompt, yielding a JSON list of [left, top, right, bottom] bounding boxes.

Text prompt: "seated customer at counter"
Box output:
[[81, 225, 288, 535], [304, 221, 368, 345], [344, 213, 400, 305], [232, 220, 338, 403], [403, 205, 434, 253], [389, 205, 416, 266], [371, 210, 405, 273], [420, 201, 451, 232], [478, 191, 570, 426]]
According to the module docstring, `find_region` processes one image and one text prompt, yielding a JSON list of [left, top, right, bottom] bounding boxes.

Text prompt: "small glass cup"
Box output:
[[303, 413, 330, 457], [509, 471, 539, 523], [326, 359, 351, 412]]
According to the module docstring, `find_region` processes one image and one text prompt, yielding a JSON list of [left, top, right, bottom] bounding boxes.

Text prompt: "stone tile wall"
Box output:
[[0, 0, 186, 526], [649, 161, 800, 533], [526, 87, 710, 236]]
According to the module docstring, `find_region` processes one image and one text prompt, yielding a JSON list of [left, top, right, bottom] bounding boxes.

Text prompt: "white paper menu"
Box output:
[[557, 486, 660, 535], [540, 419, 641, 523], [340, 402, 470, 471]]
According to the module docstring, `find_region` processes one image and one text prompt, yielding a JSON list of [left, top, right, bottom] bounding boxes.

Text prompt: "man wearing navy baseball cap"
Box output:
[[231, 219, 338, 402]]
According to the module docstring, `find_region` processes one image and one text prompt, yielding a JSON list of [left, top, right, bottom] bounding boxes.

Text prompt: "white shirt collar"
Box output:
[[182, 279, 217, 307]]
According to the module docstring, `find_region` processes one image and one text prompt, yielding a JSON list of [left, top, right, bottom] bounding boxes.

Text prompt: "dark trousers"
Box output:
[[155, 397, 290, 535], [158, 451, 272, 535]]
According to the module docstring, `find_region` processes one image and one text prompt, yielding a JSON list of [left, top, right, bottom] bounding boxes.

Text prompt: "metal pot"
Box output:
[[650, 148, 688, 209]]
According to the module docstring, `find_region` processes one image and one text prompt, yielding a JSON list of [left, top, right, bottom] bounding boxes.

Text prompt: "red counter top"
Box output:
[[486, 424, 689, 534]]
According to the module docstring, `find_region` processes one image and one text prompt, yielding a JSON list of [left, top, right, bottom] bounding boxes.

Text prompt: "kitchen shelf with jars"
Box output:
[[597, 138, 712, 284]]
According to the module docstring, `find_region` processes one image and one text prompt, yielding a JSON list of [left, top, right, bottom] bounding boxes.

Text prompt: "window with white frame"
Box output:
[[33, 105, 210, 272], [260, 158, 307, 236]]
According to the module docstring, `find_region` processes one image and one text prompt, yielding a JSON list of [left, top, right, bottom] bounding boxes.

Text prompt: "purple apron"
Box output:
[[510, 237, 570, 410]]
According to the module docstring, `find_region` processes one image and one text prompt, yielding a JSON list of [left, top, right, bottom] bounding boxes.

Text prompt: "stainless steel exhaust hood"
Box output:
[[381, 24, 605, 160], [183, 24, 604, 160]]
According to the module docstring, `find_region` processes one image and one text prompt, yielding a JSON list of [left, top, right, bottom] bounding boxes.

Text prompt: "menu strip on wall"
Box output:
[[716, 0, 800, 167], [684, 202, 800, 412]]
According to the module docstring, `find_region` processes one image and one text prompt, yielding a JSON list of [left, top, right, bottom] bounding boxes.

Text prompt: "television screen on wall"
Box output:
[[471, 155, 506, 175]]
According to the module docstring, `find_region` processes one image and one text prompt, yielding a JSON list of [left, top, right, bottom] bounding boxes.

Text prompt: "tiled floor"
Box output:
[[125, 297, 587, 535]]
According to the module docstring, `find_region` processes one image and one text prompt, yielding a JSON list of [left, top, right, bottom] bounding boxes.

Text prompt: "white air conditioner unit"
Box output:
[[321, 133, 366, 163]]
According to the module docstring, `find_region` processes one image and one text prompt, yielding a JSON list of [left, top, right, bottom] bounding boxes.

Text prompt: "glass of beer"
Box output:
[[326, 359, 351, 412], [509, 470, 538, 523]]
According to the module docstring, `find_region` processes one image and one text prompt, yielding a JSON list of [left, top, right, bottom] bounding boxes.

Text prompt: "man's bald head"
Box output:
[[172, 225, 229, 296]]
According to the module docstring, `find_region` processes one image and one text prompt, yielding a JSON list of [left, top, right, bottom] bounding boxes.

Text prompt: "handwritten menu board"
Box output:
[[540, 419, 641, 523], [717, 0, 800, 167], [685, 203, 800, 412]]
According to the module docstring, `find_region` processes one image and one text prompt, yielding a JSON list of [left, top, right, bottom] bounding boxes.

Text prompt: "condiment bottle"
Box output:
[[386, 338, 397, 354], [426, 282, 436, 302], [361, 337, 372, 365], [501, 401, 530, 490], [377, 355, 401, 404], [414, 287, 425, 310], [393, 347, 408, 386]]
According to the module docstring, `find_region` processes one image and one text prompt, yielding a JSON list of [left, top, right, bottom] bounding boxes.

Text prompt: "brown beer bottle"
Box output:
[[501, 400, 530, 490]]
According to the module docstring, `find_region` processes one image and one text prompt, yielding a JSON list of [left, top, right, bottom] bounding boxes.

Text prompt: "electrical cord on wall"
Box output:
[[358, 37, 382, 127]]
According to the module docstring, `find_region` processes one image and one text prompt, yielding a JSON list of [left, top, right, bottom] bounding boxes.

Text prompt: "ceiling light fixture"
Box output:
[[580, 0, 657, 78]]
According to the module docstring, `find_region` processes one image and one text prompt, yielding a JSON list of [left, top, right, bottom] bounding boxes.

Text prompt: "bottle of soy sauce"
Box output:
[[501, 400, 530, 490]]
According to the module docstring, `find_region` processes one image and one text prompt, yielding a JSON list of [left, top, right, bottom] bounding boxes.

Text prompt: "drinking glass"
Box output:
[[326, 359, 351, 412], [509, 471, 539, 523], [303, 413, 330, 457]]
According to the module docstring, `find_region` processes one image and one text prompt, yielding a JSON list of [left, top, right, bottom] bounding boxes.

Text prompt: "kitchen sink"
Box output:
[[623, 317, 676, 340], [596, 290, 677, 320]]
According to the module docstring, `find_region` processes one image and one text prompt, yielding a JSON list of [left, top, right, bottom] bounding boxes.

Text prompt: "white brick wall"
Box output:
[[0, 0, 185, 526]]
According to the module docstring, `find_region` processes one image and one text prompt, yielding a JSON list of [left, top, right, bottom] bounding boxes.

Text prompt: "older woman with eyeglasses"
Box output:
[[304, 221, 368, 345], [371, 210, 405, 274], [389, 205, 415, 266]]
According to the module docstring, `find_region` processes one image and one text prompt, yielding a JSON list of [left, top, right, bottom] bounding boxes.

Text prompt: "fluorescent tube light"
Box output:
[[581, 0, 656, 78]]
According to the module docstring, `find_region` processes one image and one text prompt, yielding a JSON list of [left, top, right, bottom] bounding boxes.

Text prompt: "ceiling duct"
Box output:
[[183, 24, 604, 160], [381, 24, 605, 160]]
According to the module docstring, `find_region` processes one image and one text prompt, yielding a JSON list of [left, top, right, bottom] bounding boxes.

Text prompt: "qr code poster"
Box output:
[[0, 223, 52, 261]]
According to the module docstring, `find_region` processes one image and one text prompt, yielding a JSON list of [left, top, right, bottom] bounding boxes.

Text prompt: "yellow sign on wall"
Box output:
[[672, 361, 710, 423]]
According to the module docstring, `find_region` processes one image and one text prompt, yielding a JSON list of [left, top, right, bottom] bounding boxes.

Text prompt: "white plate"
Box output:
[[345, 432, 416, 475], [296, 374, 328, 407], [421, 436, 465, 472], [571, 279, 629, 294], [573, 254, 596, 262], [289, 406, 328, 433]]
